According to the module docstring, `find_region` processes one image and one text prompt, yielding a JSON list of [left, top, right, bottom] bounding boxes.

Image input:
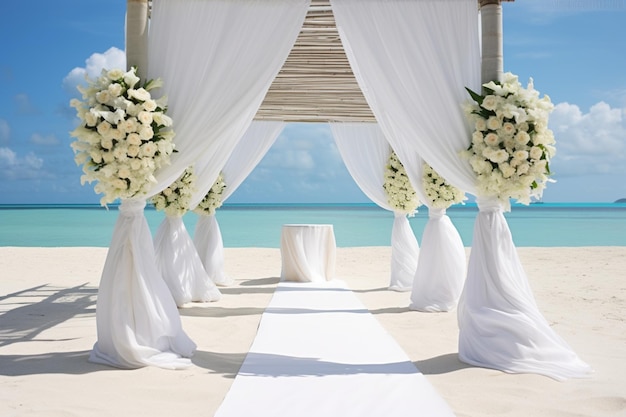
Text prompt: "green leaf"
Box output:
[[465, 87, 484, 105]]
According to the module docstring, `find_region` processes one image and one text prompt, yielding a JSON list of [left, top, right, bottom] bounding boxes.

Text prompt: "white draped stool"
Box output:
[[280, 224, 336, 282]]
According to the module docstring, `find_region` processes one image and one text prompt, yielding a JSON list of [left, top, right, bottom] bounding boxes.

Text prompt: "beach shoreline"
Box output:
[[1, 246, 625, 416]]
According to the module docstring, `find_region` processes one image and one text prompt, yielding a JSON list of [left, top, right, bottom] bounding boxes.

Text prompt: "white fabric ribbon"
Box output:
[[89, 199, 196, 369], [154, 215, 222, 306], [458, 197, 593, 380]]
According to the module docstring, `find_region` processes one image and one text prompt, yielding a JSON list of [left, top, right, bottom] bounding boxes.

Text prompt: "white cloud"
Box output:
[[549, 101, 626, 176], [0, 119, 9, 143], [62, 47, 126, 95], [0, 147, 44, 180], [30, 133, 60, 146]]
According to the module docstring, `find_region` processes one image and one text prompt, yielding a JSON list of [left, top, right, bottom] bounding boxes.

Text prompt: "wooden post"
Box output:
[[479, 0, 504, 84], [126, 0, 149, 79]]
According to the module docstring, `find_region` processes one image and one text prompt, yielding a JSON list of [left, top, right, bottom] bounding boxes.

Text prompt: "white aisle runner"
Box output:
[[214, 281, 455, 417]]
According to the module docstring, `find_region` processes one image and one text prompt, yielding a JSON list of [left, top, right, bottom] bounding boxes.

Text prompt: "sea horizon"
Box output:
[[1, 202, 625, 248]]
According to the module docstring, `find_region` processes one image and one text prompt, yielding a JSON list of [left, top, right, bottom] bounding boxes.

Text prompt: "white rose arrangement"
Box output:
[[69, 67, 176, 206], [422, 163, 466, 209], [194, 172, 227, 216], [461, 72, 556, 209], [383, 151, 420, 216], [151, 167, 196, 217]]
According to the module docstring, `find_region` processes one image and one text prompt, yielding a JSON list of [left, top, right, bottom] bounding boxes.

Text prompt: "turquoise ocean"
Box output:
[[0, 203, 624, 248]]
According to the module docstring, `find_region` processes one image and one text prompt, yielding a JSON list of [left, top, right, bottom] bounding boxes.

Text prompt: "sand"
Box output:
[[0, 246, 625, 417]]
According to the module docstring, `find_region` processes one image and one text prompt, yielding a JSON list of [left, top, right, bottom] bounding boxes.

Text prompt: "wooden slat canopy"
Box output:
[[254, 0, 375, 123]]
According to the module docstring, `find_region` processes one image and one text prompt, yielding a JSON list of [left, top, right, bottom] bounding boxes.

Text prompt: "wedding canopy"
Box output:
[[88, 0, 591, 381]]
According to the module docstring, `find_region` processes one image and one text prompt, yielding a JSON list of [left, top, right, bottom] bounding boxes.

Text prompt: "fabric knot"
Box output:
[[119, 199, 147, 216], [476, 196, 502, 212], [428, 207, 446, 219]]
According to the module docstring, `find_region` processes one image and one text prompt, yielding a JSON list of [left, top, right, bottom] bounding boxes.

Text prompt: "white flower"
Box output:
[[382, 151, 420, 216], [422, 163, 465, 209], [152, 167, 196, 217], [462, 72, 555, 209], [69, 66, 175, 206], [137, 111, 153, 125], [128, 88, 151, 102]]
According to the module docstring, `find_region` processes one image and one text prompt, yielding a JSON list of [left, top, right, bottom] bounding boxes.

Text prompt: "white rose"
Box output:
[[501, 122, 516, 136], [107, 69, 125, 81], [138, 111, 153, 125], [142, 99, 157, 112], [90, 151, 103, 164], [95, 90, 111, 105], [140, 142, 157, 158], [487, 116, 502, 130], [108, 82, 123, 97], [484, 132, 500, 147], [482, 95, 498, 111], [119, 118, 138, 134], [516, 163, 530, 175], [139, 125, 154, 140], [100, 137, 113, 150], [97, 121, 112, 137], [127, 132, 142, 146], [514, 131, 530, 146], [513, 150, 529, 161], [130, 159, 143, 171], [127, 145, 140, 157], [529, 146, 543, 160], [126, 103, 141, 117], [113, 145, 129, 161]]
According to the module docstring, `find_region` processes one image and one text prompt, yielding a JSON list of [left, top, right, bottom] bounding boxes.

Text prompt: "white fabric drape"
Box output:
[[194, 121, 285, 286], [332, 0, 591, 379], [458, 198, 593, 380], [410, 208, 466, 312], [154, 215, 222, 306], [89, 200, 196, 369], [331, 123, 419, 291], [91, 0, 310, 368], [402, 153, 466, 312]]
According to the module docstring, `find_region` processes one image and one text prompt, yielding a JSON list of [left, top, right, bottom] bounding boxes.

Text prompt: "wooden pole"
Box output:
[[126, 0, 149, 79], [479, 0, 504, 84]]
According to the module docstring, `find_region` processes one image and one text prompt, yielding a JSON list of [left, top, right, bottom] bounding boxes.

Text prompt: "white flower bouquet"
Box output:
[[69, 67, 176, 206], [383, 151, 420, 216], [461, 72, 556, 209], [194, 172, 227, 216], [151, 167, 196, 217], [422, 163, 466, 209]]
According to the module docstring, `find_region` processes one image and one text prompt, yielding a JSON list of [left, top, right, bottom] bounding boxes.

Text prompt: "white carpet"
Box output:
[[214, 280, 455, 417]]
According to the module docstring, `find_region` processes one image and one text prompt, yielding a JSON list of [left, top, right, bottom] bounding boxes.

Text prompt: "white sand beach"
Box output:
[[0, 246, 625, 417]]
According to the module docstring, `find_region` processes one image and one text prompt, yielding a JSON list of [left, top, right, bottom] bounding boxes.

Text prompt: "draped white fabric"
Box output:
[[457, 198, 593, 380], [410, 208, 466, 312], [147, 0, 310, 201], [194, 121, 285, 286], [404, 155, 466, 312], [91, 0, 309, 368], [89, 200, 196, 369], [332, 0, 591, 378], [330, 123, 419, 291], [154, 215, 222, 306]]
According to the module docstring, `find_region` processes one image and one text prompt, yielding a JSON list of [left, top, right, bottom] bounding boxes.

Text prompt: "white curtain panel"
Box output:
[[330, 122, 419, 291], [194, 121, 285, 286], [89, 200, 196, 369], [154, 215, 222, 306], [332, 0, 591, 379], [91, 0, 310, 369], [459, 197, 593, 380]]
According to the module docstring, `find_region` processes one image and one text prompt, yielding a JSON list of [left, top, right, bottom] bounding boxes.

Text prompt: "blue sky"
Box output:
[[1, 1, 625, 204]]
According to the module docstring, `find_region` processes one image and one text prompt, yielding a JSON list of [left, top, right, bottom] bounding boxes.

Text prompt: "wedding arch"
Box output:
[[85, 0, 590, 380]]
